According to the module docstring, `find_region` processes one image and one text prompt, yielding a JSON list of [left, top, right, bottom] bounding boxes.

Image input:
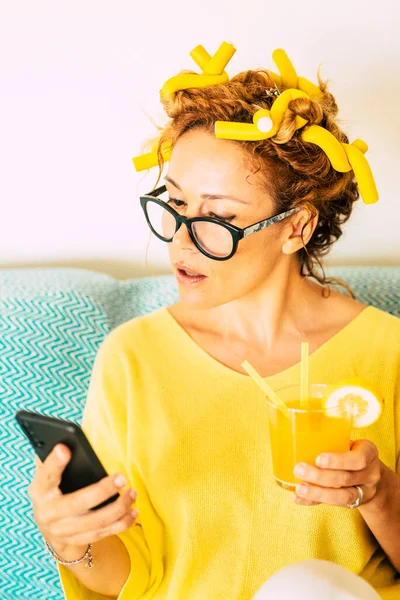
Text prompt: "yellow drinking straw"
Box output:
[[241, 360, 290, 417], [300, 341, 309, 409]]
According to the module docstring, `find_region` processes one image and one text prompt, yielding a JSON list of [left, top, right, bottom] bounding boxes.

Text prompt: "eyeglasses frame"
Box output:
[[139, 185, 301, 261]]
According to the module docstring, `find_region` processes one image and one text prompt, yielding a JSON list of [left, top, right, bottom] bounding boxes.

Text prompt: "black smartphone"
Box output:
[[15, 409, 120, 511]]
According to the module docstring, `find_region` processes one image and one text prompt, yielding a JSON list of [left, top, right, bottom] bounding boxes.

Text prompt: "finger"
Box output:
[[50, 488, 137, 538], [45, 471, 132, 520], [293, 461, 378, 489], [56, 504, 137, 546], [30, 444, 71, 499], [295, 482, 367, 507], [316, 440, 378, 471], [292, 494, 320, 506]]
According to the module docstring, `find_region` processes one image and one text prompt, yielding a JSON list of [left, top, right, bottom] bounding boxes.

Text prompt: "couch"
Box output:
[[1, 266, 399, 600]]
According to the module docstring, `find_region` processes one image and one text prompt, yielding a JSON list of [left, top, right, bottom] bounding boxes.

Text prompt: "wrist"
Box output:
[[46, 539, 90, 561]]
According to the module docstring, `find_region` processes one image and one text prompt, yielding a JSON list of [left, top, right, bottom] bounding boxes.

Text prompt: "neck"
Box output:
[[194, 259, 325, 349]]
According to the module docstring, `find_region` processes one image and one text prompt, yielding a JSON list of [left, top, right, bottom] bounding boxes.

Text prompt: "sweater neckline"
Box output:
[[160, 304, 375, 382]]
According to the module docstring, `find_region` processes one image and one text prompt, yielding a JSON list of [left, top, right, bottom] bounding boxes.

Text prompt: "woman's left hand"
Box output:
[[293, 439, 383, 507]]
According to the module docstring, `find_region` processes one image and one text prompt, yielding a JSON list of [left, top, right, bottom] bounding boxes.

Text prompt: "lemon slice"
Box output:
[[323, 378, 384, 428]]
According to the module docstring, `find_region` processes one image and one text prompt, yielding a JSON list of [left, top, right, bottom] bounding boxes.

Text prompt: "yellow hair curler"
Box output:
[[268, 49, 324, 98], [300, 126, 378, 204], [132, 139, 172, 172], [301, 126, 352, 173], [160, 41, 236, 99], [297, 76, 324, 99], [352, 138, 368, 154], [133, 41, 236, 171], [215, 89, 309, 141], [342, 143, 378, 205], [272, 49, 298, 89], [190, 42, 235, 75]]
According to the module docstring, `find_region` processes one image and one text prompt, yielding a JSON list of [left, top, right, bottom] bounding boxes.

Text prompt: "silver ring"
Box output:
[[346, 485, 364, 509]]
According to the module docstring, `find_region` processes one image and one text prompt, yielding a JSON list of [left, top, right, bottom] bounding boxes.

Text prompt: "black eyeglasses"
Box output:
[[139, 185, 300, 261]]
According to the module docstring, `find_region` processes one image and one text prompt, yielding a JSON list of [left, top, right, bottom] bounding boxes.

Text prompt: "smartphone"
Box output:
[[15, 409, 120, 511]]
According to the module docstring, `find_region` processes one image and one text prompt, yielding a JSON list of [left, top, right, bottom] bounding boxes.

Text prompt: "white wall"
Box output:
[[1, 0, 399, 280]]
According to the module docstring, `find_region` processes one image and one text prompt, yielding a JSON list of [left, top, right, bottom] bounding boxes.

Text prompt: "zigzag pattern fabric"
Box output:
[[0, 266, 399, 599]]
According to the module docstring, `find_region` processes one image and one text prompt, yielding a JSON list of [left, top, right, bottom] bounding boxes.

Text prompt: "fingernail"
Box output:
[[316, 455, 329, 468], [56, 446, 66, 460], [114, 474, 127, 488], [294, 464, 306, 477], [129, 489, 137, 500], [130, 508, 138, 518], [297, 484, 308, 496]]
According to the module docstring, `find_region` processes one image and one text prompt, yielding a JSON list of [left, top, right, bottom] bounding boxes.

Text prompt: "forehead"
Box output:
[[167, 130, 265, 198]]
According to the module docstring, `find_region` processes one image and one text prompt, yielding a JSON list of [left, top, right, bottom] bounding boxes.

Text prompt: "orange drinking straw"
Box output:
[[300, 341, 309, 409], [241, 360, 290, 417]]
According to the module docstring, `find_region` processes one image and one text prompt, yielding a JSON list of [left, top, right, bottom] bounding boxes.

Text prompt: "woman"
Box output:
[[29, 45, 400, 599]]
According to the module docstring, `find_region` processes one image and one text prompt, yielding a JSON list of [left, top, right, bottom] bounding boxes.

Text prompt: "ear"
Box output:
[[281, 208, 319, 255]]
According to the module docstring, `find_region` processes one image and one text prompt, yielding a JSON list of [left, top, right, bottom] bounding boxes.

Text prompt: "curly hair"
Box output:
[[149, 67, 359, 297]]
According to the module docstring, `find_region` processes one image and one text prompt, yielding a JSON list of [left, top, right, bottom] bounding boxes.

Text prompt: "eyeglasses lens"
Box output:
[[191, 221, 233, 258], [145, 199, 233, 258], [146, 200, 176, 240]]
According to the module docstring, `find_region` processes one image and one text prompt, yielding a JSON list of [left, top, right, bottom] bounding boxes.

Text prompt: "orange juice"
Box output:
[[267, 385, 353, 490]]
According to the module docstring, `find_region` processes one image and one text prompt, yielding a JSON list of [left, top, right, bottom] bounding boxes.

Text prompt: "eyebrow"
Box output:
[[165, 175, 249, 205]]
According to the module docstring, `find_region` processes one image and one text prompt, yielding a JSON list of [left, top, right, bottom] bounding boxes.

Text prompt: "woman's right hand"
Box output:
[[28, 443, 139, 556]]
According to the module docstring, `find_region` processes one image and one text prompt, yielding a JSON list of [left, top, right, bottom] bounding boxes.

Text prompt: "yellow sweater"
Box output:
[[57, 305, 400, 600]]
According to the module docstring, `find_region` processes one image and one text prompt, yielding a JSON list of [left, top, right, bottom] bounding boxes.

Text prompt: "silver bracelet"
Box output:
[[44, 540, 94, 568]]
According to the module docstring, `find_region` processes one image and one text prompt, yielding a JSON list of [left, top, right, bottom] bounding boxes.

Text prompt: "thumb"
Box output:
[[39, 444, 71, 493]]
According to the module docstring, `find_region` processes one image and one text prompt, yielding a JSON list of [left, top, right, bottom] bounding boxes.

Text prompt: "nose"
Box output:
[[172, 221, 197, 252]]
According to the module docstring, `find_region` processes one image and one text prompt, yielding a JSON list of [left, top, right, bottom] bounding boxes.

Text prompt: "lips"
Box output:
[[174, 262, 205, 277], [180, 268, 202, 276], [173, 261, 208, 285]]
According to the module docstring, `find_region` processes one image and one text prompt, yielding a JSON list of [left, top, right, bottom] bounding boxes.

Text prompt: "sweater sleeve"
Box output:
[[385, 311, 400, 475], [395, 359, 400, 476], [56, 334, 151, 599]]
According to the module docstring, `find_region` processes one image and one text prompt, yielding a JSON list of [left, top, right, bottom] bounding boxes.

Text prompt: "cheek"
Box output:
[[229, 246, 278, 289], [239, 228, 282, 265], [223, 233, 285, 292], [167, 231, 282, 310]]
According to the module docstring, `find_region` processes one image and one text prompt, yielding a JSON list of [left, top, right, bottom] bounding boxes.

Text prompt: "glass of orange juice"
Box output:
[[266, 384, 354, 491]]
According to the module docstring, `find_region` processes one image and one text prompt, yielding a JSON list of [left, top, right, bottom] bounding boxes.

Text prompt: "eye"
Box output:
[[209, 212, 235, 223], [166, 198, 235, 222], [166, 197, 185, 209]]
